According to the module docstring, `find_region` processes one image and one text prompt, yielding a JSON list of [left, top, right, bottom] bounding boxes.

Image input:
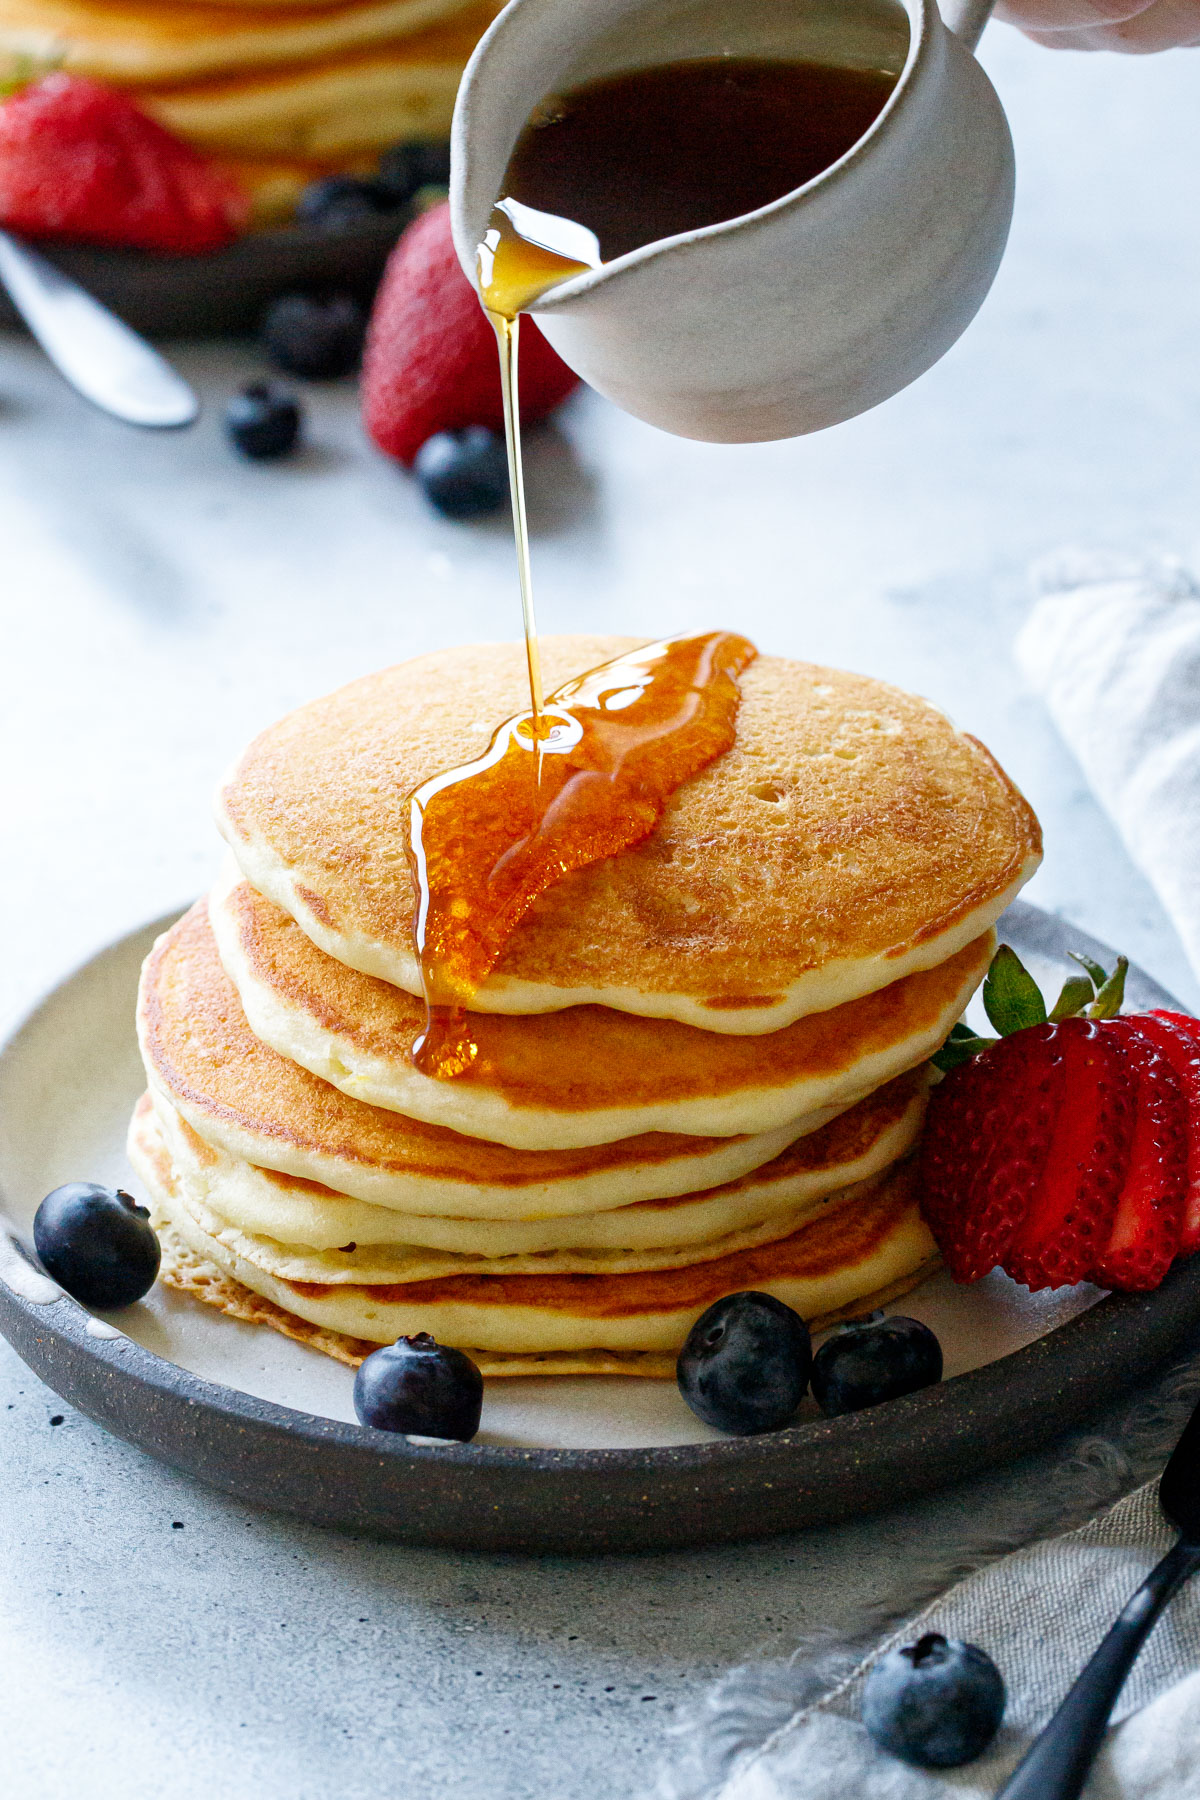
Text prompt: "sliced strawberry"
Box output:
[[1131, 1011, 1200, 1254], [0, 75, 247, 255], [921, 1023, 1064, 1282], [1002, 1018, 1135, 1290], [1087, 1021, 1186, 1290]]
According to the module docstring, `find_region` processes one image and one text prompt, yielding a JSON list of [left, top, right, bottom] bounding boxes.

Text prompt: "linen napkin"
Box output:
[[685, 1480, 1200, 1799], [1014, 551, 1200, 983]]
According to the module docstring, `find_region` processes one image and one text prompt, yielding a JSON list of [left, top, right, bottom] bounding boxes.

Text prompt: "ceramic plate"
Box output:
[[1, 902, 1197, 1552]]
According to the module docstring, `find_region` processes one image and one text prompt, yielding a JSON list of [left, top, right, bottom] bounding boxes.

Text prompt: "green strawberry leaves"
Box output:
[[1049, 974, 1095, 1022], [983, 944, 1048, 1035], [1087, 956, 1129, 1019], [931, 941, 1128, 1073], [1068, 952, 1109, 990]]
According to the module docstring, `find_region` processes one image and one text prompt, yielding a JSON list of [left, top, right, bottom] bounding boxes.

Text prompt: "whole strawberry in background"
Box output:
[[920, 944, 1200, 1293], [0, 74, 247, 255], [362, 201, 580, 467]]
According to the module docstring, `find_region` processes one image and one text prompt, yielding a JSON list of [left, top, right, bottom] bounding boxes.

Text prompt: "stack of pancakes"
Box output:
[[127, 637, 1042, 1377], [0, 0, 499, 221]]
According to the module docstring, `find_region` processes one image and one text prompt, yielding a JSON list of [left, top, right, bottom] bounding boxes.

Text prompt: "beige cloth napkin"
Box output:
[[1015, 551, 1200, 983], [706, 1481, 1200, 1799]]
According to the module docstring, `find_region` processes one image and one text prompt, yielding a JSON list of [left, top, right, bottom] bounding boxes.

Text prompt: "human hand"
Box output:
[[996, 0, 1200, 50]]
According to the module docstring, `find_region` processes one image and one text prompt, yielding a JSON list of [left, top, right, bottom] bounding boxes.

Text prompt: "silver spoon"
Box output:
[[996, 1386, 1200, 1799], [0, 229, 198, 427]]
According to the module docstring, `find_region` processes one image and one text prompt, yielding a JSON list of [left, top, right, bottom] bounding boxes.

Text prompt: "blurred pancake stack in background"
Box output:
[[0, 0, 500, 221], [127, 637, 1042, 1376]]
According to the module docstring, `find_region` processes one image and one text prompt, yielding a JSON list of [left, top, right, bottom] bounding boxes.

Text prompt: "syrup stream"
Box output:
[[489, 311, 545, 738], [404, 156, 768, 1080], [479, 197, 599, 744]]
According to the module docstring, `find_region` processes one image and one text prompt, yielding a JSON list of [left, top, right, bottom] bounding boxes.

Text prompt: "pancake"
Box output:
[[0, 0, 494, 85], [132, 1094, 916, 1284], [134, 1109, 939, 1355], [208, 870, 989, 1146], [216, 638, 1042, 1033], [142, 40, 475, 158], [137, 902, 817, 1218], [155, 1219, 684, 1377], [152, 1221, 934, 1379], [144, 1066, 927, 1254]]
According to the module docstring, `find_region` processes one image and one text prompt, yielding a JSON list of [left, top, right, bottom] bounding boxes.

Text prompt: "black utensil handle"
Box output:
[[996, 1536, 1200, 1800]]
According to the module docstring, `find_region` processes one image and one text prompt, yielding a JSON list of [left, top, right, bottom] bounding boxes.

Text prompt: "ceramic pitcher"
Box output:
[[450, 0, 1012, 443]]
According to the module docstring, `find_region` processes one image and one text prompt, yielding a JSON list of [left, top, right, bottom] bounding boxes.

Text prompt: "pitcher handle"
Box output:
[[939, 0, 998, 51]]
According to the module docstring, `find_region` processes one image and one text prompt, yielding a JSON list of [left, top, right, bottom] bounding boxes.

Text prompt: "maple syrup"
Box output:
[[407, 631, 756, 1077], [489, 56, 899, 289], [407, 55, 897, 1077]]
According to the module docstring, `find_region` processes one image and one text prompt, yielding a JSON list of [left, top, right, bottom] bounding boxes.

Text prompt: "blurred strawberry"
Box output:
[[0, 74, 247, 254], [362, 201, 580, 466]]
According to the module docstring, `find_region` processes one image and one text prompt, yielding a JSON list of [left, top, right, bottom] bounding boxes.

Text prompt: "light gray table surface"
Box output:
[[2, 27, 1200, 1800]]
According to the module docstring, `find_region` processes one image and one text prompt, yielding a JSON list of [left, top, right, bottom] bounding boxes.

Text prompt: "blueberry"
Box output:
[[353, 1333, 483, 1441], [261, 292, 366, 381], [375, 140, 451, 207], [224, 381, 302, 460], [863, 1632, 1006, 1768], [676, 1291, 811, 1435], [295, 174, 393, 230], [810, 1314, 942, 1417], [33, 1183, 160, 1310], [414, 427, 509, 520]]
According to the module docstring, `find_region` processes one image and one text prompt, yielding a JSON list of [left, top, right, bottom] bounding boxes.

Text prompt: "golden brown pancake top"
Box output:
[[284, 1160, 923, 1314], [218, 639, 1041, 1007], [222, 877, 985, 1109]]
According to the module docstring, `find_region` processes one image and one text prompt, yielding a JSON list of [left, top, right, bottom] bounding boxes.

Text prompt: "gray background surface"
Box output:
[[2, 24, 1199, 1799]]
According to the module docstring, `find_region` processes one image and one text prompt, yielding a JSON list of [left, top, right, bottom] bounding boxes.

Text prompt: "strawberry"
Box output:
[[1132, 1012, 1200, 1253], [1089, 1020, 1187, 1291], [0, 74, 247, 255], [1001, 1018, 1134, 1290], [362, 201, 580, 466], [920, 942, 1199, 1294], [921, 1025, 1064, 1282]]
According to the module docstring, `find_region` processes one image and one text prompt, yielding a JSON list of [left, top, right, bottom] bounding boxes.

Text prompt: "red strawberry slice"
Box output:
[[362, 201, 580, 466], [920, 1023, 1065, 1282], [1003, 1018, 1135, 1290], [0, 75, 247, 255], [1132, 1011, 1200, 1254], [1088, 1021, 1186, 1290]]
